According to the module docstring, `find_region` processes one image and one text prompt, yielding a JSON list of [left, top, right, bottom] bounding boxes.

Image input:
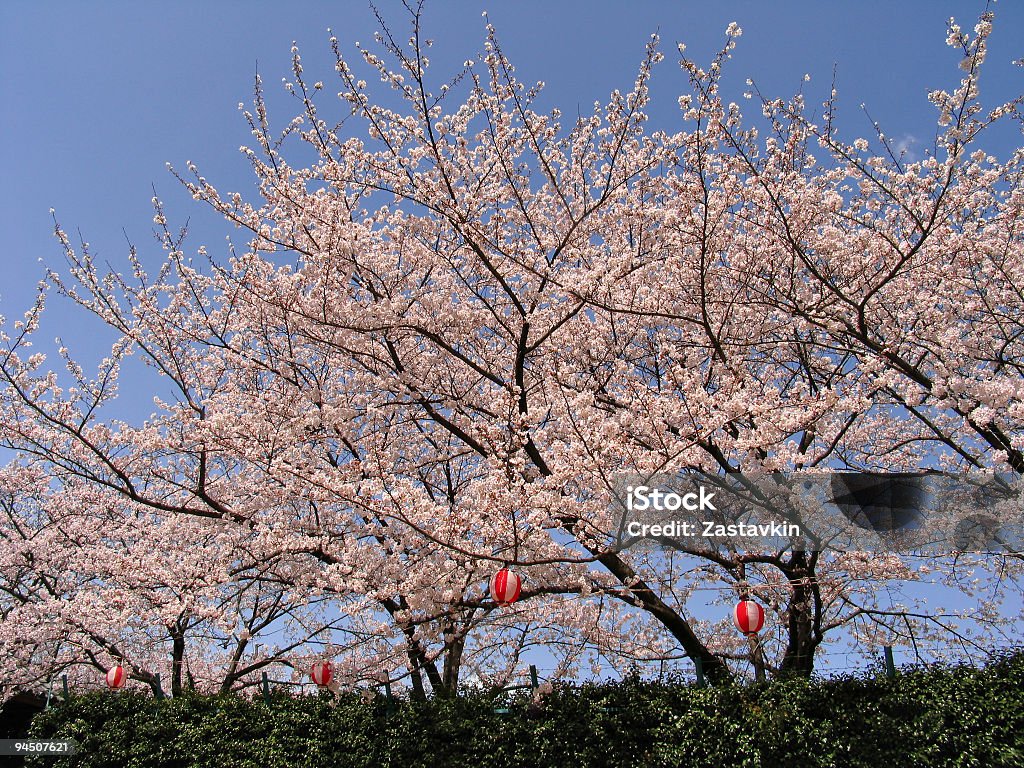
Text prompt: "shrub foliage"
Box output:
[[27, 653, 1024, 767]]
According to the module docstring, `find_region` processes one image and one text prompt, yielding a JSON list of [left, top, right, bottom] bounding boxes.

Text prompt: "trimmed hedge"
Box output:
[[26, 653, 1024, 768]]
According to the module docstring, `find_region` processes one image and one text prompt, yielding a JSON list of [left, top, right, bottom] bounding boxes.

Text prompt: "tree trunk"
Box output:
[[779, 551, 822, 676], [440, 629, 466, 696], [594, 547, 732, 683], [170, 625, 186, 697]]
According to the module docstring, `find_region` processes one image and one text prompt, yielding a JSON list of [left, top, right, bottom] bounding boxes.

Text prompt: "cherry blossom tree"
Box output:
[[1, 4, 1021, 698]]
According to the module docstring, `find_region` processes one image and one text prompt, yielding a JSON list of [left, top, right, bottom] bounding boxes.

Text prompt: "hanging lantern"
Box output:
[[733, 599, 765, 635], [489, 567, 522, 607], [311, 660, 333, 688], [106, 665, 127, 689]]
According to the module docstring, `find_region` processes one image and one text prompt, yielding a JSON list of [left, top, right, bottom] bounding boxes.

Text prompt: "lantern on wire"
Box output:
[[310, 660, 333, 688], [106, 665, 127, 690], [489, 567, 522, 607], [733, 599, 765, 635]]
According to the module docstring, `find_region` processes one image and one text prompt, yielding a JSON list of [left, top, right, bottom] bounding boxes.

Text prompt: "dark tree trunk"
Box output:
[[170, 626, 186, 697], [779, 550, 823, 676]]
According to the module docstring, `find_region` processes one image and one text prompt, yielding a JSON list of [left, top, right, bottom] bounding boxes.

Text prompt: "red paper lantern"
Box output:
[[311, 660, 333, 687], [489, 568, 522, 607], [106, 665, 127, 689], [733, 599, 765, 635]]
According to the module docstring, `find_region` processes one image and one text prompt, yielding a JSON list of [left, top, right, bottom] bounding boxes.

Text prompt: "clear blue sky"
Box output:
[[1, 1, 1022, 673], [2, 0, 1021, 331]]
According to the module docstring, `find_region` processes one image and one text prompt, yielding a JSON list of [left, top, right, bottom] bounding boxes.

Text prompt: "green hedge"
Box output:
[[26, 653, 1024, 768]]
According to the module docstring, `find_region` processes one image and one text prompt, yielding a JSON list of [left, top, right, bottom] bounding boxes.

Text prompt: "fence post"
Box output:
[[529, 665, 539, 691], [261, 671, 271, 704], [62, 674, 70, 700], [883, 646, 896, 678], [694, 657, 707, 688], [382, 680, 396, 715]]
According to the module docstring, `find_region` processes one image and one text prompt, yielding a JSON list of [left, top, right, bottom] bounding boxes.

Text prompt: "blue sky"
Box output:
[[3, 0, 1022, 331], [1, 1, 1022, 675], [3, 0, 1022, 435]]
